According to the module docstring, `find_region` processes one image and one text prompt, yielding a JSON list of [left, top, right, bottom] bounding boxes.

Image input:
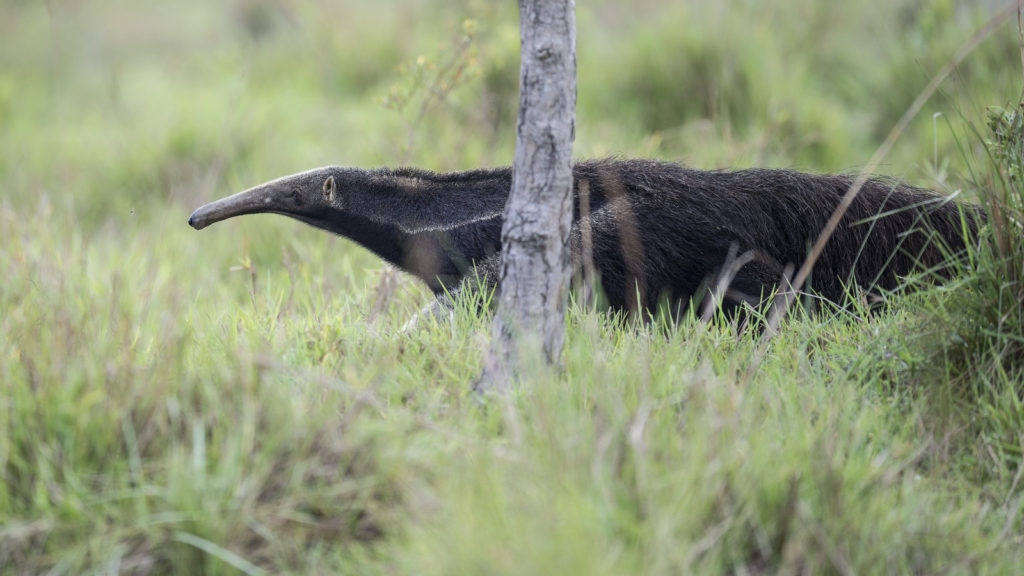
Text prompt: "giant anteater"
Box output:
[[189, 159, 981, 323]]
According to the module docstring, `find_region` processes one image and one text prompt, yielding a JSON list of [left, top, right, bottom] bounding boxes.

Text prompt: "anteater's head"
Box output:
[[188, 167, 362, 232]]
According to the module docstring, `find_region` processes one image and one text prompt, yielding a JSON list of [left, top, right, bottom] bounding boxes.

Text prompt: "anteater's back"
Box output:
[[567, 159, 979, 311]]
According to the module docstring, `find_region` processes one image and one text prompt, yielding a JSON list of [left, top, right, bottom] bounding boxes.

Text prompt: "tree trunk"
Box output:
[[480, 0, 577, 391]]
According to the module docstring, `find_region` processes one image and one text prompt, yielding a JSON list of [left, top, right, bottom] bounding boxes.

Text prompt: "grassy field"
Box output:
[[2, 0, 1023, 573]]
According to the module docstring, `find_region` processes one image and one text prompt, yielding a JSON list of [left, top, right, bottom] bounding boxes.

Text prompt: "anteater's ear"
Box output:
[[323, 175, 335, 201]]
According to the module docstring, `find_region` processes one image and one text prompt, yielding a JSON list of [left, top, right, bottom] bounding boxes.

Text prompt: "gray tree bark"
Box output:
[[480, 0, 576, 391]]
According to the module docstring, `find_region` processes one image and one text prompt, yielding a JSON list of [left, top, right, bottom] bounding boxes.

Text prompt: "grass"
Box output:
[[2, 0, 1023, 573]]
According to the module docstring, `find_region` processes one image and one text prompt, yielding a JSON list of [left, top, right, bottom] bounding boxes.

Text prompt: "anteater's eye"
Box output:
[[323, 175, 335, 201]]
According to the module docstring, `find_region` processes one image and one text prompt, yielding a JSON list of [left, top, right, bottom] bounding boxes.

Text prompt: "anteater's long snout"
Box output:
[[188, 203, 227, 230], [187, 211, 205, 230], [188, 186, 276, 230]]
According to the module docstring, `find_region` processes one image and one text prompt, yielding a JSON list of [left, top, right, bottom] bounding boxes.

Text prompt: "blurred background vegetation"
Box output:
[[2, 0, 1024, 573], [2, 0, 1021, 228]]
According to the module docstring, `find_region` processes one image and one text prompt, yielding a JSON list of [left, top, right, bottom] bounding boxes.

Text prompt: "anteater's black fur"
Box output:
[[189, 159, 983, 320]]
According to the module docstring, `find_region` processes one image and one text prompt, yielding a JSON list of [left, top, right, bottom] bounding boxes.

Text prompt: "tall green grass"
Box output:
[[2, 0, 1023, 573], [901, 103, 1024, 494]]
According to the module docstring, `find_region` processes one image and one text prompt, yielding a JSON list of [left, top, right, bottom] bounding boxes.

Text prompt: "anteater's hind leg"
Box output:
[[700, 249, 786, 324]]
